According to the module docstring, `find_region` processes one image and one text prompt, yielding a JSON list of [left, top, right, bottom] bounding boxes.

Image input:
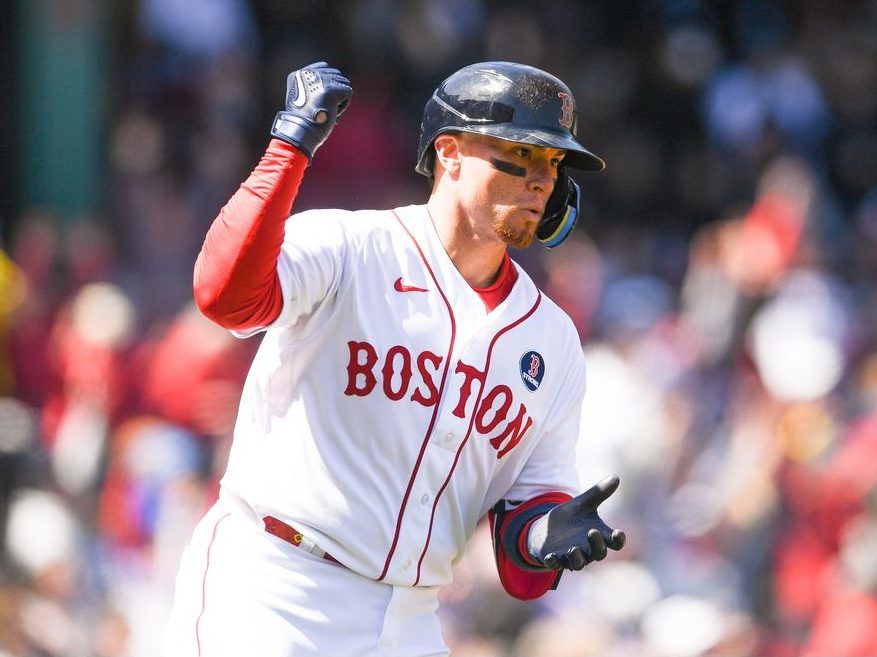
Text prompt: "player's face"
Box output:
[[457, 133, 564, 249]]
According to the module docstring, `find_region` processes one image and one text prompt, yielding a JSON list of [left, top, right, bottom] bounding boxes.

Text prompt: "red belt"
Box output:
[[263, 516, 339, 564]]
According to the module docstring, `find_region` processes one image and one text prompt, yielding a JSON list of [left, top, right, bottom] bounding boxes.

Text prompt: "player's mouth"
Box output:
[[521, 197, 548, 216]]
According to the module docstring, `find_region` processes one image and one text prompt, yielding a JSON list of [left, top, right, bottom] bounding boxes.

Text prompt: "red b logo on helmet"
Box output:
[[558, 92, 574, 130]]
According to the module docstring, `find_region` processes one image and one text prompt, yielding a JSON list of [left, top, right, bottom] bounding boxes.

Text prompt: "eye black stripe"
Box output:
[[490, 158, 526, 177]]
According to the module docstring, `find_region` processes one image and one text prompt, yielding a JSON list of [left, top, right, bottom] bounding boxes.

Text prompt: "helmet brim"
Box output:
[[416, 125, 605, 176], [468, 125, 606, 171]]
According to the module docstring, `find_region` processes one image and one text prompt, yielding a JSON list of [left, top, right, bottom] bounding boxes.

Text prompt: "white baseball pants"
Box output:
[[162, 494, 448, 657]]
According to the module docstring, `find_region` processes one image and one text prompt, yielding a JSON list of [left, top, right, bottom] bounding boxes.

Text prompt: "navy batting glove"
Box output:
[[271, 61, 353, 161], [527, 475, 626, 571]]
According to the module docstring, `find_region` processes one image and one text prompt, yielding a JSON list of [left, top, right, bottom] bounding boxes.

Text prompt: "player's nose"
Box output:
[[527, 159, 556, 196]]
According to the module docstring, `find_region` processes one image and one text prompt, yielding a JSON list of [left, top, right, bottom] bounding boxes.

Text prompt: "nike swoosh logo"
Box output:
[[290, 71, 307, 108], [394, 277, 428, 293]]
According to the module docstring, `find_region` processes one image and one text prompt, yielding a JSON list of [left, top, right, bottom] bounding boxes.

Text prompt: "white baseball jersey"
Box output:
[[221, 203, 586, 587]]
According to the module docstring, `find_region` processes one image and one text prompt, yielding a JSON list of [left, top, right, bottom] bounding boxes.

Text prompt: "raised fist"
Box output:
[[270, 61, 353, 160]]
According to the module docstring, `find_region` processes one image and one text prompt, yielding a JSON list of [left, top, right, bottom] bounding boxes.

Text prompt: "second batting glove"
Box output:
[[527, 475, 626, 570], [271, 61, 353, 160]]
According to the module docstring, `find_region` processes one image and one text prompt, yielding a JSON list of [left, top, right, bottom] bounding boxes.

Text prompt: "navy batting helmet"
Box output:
[[415, 62, 604, 248], [415, 61, 604, 178]]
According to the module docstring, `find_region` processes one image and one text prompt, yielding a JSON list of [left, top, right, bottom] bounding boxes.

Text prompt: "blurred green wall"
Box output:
[[18, 0, 108, 223], [0, 2, 17, 243]]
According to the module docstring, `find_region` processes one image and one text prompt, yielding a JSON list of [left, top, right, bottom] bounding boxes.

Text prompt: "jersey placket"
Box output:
[[384, 309, 484, 585], [412, 292, 543, 584], [382, 208, 540, 585], [378, 211, 462, 583]]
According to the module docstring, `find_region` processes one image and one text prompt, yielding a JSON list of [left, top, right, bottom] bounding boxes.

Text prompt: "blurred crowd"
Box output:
[[1, 1, 877, 655]]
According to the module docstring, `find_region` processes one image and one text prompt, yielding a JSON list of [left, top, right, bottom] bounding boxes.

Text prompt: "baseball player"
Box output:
[[163, 60, 625, 657]]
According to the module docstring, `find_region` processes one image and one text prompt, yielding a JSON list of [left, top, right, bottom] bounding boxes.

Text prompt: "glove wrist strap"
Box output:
[[270, 111, 321, 161], [494, 499, 559, 571]]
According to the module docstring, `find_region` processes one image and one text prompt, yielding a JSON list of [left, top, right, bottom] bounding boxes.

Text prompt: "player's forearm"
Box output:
[[193, 139, 307, 330]]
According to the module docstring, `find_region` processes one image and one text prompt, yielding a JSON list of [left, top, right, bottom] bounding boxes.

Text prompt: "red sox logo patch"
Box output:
[[558, 92, 574, 130], [520, 351, 545, 392]]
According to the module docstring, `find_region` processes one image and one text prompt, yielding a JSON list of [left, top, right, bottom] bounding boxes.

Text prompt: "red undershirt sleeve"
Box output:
[[193, 139, 308, 331]]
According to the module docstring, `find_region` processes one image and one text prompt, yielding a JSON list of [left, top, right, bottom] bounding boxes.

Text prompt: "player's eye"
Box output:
[[514, 147, 531, 159], [550, 158, 561, 168]]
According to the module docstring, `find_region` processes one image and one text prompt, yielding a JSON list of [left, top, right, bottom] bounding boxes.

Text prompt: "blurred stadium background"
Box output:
[[1, 1, 877, 655]]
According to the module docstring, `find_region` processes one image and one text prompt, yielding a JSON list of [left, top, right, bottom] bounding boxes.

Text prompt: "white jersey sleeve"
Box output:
[[500, 320, 586, 502], [233, 208, 353, 338]]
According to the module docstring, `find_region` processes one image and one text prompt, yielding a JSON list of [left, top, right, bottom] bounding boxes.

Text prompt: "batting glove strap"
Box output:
[[492, 495, 570, 572], [271, 111, 325, 161]]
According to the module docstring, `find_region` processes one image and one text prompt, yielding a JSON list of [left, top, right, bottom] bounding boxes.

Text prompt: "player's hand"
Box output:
[[270, 61, 353, 160], [526, 475, 626, 571]]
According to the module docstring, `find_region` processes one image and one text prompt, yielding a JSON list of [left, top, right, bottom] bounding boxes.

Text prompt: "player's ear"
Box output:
[[433, 134, 463, 179]]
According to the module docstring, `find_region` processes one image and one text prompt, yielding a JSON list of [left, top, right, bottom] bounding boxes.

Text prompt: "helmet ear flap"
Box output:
[[537, 168, 580, 248]]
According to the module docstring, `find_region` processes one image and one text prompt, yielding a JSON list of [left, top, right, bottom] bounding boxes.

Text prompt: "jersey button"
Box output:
[[443, 432, 454, 445], [402, 558, 412, 570], [420, 493, 430, 505]]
